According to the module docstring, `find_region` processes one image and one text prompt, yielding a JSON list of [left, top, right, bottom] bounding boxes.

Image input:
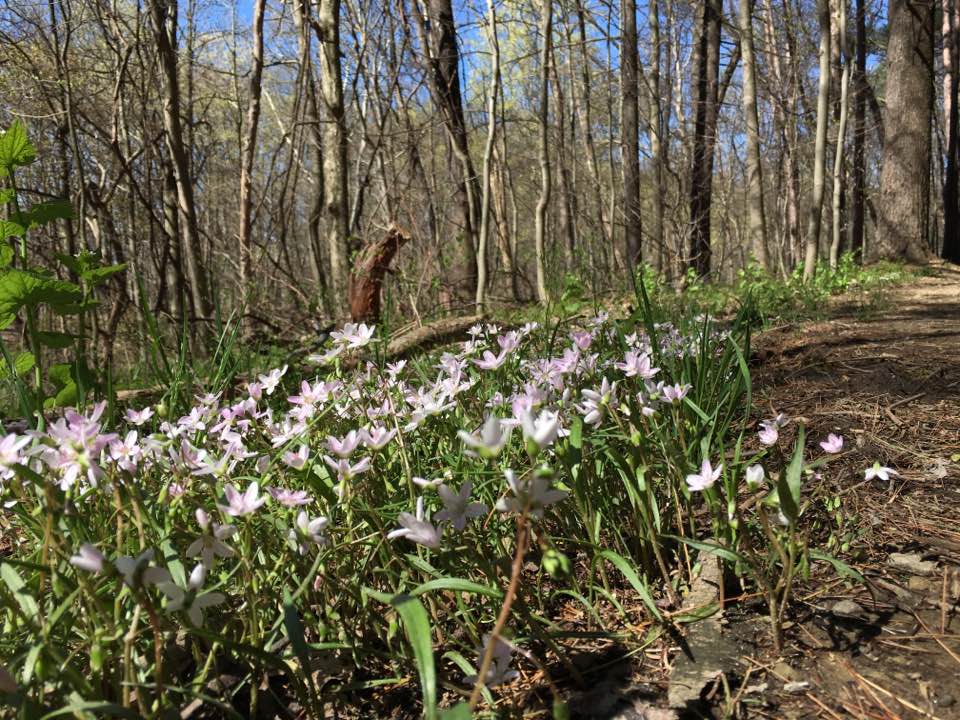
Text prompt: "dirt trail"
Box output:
[[748, 264, 960, 719]]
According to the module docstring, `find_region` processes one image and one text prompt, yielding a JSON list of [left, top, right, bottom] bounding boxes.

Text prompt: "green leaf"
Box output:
[[410, 578, 502, 599], [1, 562, 39, 620], [39, 700, 140, 719], [0, 242, 13, 270], [777, 426, 805, 524], [440, 704, 472, 720], [0, 121, 36, 172], [21, 199, 73, 228], [36, 331, 76, 349], [0, 219, 25, 240], [366, 590, 437, 719], [809, 549, 866, 584], [667, 535, 750, 566], [596, 550, 663, 622], [84, 262, 127, 286], [0, 269, 82, 329], [13, 351, 34, 376]]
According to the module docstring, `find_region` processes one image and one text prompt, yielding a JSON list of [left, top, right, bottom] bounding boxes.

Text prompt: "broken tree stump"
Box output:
[[348, 225, 411, 324]]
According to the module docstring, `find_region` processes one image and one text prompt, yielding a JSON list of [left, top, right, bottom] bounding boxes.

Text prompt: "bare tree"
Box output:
[[534, 0, 553, 304], [147, 0, 213, 323], [688, 0, 722, 277], [829, 0, 850, 268], [314, 0, 351, 314], [803, 0, 831, 281], [621, 0, 642, 274], [238, 0, 267, 310], [850, 0, 866, 260], [877, 0, 934, 262], [944, 0, 960, 262], [738, 0, 768, 269], [475, 0, 500, 312]]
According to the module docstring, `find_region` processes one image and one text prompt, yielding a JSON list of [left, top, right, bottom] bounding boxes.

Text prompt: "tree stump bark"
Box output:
[[348, 225, 411, 323]]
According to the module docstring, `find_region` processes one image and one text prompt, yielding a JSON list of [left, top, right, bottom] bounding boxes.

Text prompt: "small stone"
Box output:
[[907, 576, 931, 592], [783, 681, 810, 694], [772, 661, 801, 682], [830, 599, 866, 618], [887, 552, 937, 576], [744, 682, 769, 694], [936, 694, 955, 708]]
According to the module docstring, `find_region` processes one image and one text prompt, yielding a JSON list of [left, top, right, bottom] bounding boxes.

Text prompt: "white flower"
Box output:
[[865, 463, 899, 482], [745, 464, 765, 490], [819, 434, 844, 454], [387, 497, 442, 549], [520, 410, 560, 451], [186, 509, 237, 569], [115, 549, 171, 588], [159, 563, 225, 627], [495, 470, 567, 518], [288, 511, 330, 554], [458, 416, 512, 458], [464, 634, 520, 687], [70, 543, 105, 574], [435, 482, 487, 532], [686, 459, 722, 492], [757, 422, 779, 446]]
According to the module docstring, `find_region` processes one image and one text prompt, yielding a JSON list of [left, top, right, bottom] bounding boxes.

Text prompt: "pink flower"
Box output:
[[473, 349, 508, 371], [282, 444, 310, 470], [217, 481, 267, 517], [757, 422, 779, 446], [268, 486, 312, 507], [819, 433, 844, 454], [662, 383, 690, 404], [686, 459, 722, 492], [125, 407, 155, 426], [387, 497, 442, 549]]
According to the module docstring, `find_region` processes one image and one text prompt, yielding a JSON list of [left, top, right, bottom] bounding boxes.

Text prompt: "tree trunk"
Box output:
[[621, 0, 642, 275], [943, 0, 960, 262], [148, 0, 213, 324], [850, 0, 866, 261], [294, 0, 329, 303], [829, 0, 851, 268], [534, 0, 552, 305], [647, 0, 665, 272], [238, 0, 266, 311], [877, 0, 934, 262], [688, 0, 722, 278], [803, 0, 831, 281], [739, 0, 768, 269], [349, 226, 410, 323], [418, 0, 480, 300], [314, 0, 351, 315], [476, 0, 500, 313]]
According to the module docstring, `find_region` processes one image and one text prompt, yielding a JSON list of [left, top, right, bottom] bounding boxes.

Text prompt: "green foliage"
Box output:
[[0, 122, 126, 421]]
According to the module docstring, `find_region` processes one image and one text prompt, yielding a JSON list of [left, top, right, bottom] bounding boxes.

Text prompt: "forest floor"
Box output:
[[505, 264, 960, 720]]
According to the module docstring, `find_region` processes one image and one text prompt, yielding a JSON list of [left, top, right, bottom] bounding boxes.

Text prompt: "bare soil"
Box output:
[[738, 263, 960, 719]]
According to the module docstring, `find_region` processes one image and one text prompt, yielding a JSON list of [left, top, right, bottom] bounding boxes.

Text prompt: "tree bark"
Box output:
[[943, 0, 960, 261], [803, 0, 831, 281], [417, 0, 480, 300], [739, 0, 768, 269], [475, 0, 500, 312], [534, 0, 553, 305], [621, 0, 642, 274], [877, 0, 934, 262], [148, 0, 214, 324], [688, 0, 722, 278], [647, 0, 665, 272], [313, 0, 351, 316], [850, 0, 867, 261], [829, 0, 851, 268], [238, 0, 266, 311]]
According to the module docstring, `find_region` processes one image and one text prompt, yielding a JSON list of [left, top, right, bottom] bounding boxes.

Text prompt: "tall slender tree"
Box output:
[[688, 0, 722, 277], [621, 0, 642, 276], [738, 0, 768, 269], [944, 0, 960, 262], [803, 0, 831, 281]]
